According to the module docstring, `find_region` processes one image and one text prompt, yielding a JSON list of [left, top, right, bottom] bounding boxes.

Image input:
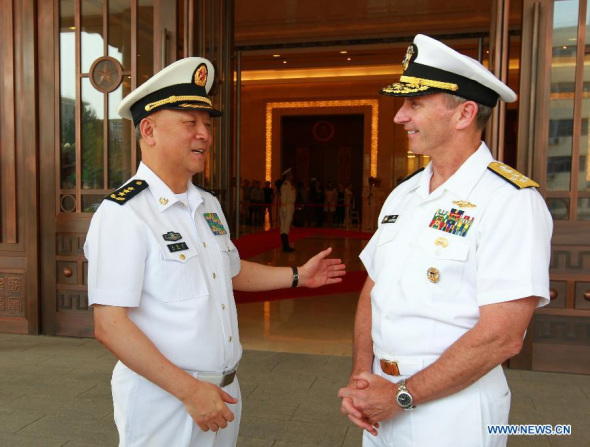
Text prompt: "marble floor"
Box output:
[[236, 229, 368, 357], [1, 227, 589, 446]]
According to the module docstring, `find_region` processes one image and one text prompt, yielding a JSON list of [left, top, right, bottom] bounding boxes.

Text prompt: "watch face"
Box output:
[[397, 392, 412, 407]]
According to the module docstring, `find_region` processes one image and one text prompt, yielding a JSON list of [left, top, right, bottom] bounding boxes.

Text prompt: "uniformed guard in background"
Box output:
[[339, 34, 552, 447], [279, 168, 296, 252], [85, 57, 346, 447]]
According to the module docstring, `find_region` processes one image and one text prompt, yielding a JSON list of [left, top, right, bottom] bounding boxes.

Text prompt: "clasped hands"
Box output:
[[338, 372, 403, 436]]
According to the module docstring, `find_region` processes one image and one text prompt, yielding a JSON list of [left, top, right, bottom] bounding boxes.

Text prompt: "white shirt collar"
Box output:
[[415, 142, 492, 200], [134, 162, 204, 212]]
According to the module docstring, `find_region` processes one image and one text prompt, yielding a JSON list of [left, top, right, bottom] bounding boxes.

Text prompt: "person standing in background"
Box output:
[[263, 180, 275, 226], [279, 168, 296, 252]]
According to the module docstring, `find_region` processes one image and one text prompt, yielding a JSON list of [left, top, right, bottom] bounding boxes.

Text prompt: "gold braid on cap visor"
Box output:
[[144, 95, 212, 112], [399, 76, 459, 92]]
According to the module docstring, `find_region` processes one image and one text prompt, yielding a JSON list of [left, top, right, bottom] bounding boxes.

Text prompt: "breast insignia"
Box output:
[[487, 162, 539, 189], [104, 180, 149, 205]]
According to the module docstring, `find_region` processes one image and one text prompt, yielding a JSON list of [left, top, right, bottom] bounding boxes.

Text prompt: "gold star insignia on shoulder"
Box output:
[[487, 162, 539, 189], [104, 179, 149, 205]]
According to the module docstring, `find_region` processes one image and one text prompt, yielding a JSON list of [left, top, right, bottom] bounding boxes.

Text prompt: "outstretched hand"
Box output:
[[299, 247, 346, 288]]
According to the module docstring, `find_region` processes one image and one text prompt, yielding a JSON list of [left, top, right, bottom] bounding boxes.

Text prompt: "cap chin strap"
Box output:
[[400, 75, 459, 92], [145, 94, 212, 112]]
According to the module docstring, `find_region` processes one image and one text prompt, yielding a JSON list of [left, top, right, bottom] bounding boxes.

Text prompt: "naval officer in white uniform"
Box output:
[[84, 57, 346, 447], [339, 34, 552, 447]]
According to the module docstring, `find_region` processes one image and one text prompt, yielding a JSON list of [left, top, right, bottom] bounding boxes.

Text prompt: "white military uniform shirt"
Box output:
[[359, 143, 552, 447], [85, 162, 242, 373], [360, 143, 552, 359]]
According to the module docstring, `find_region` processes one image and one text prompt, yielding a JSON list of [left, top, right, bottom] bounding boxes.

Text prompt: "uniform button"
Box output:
[[222, 304, 226, 310], [229, 336, 232, 342], [213, 272, 216, 279], [159, 197, 168, 205], [180, 254, 186, 260], [203, 242, 207, 248], [179, 201, 185, 206]]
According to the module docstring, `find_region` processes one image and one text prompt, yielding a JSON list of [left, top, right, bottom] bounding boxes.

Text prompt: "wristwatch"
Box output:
[[395, 379, 416, 410]]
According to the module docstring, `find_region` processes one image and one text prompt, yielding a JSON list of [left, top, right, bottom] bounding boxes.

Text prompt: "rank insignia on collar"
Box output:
[[167, 242, 189, 252], [104, 180, 148, 205], [203, 213, 227, 235], [382, 215, 399, 224], [429, 208, 474, 237], [163, 231, 182, 242]]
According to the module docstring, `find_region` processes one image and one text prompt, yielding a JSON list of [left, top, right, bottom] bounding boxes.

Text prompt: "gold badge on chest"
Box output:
[[427, 267, 440, 284]]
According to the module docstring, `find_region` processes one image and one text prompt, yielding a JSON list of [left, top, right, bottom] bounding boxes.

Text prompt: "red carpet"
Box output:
[[234, 270, 367, 304], [231, 227, 316, 259], [232, 228, 371, 304], [232, 227, 371, 259]]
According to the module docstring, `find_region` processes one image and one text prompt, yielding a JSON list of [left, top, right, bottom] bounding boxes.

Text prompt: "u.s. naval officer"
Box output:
[[338, 34, 552, 447]]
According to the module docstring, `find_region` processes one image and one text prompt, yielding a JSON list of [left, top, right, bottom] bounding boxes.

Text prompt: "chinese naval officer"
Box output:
[[84, 57, 346, 447]]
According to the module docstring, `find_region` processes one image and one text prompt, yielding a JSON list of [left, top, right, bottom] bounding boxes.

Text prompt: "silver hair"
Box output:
[[442, 93, 493, 131]]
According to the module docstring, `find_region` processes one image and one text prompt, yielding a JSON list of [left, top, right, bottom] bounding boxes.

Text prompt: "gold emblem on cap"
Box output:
[[427, 267, 440, 283], [402, 45, 414, 71], [194, 64, 208, 87], [434, 237, 449, 248], [159, 197, 169, 205], [452, 200, 477, 209]]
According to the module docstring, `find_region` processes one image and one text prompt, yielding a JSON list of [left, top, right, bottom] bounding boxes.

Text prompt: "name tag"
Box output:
[[167, 242, 189, 252], [382, 215, 399, 224]]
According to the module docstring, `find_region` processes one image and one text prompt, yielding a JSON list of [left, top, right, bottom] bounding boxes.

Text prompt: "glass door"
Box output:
[[517, 0, 590, 374], [50, 0, 171, 336]]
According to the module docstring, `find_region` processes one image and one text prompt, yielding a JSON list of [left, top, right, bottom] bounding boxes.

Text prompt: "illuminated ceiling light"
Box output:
[[347, 57, 351, 61], [68, 26, 76, 30], [340, 50, 348, 54], [563, 45, 567, 49], [283, 60, 287, 64], [273, 54, 281, 58]]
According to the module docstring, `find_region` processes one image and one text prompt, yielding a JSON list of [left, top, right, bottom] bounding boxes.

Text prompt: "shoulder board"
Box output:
[[104, 179, 149, 205], [397, 167, 425, 186], [487, 162, 539, 189], [195, 185, 216, 197]]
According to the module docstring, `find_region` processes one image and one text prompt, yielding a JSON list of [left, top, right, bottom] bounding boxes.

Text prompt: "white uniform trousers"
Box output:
[[363, 359, 510, 447], [112, 361, 241, 447], [279, 204, 294, 234]]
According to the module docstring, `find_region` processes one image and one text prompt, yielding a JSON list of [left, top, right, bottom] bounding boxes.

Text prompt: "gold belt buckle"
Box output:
[[380, 359, 400, 376]]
